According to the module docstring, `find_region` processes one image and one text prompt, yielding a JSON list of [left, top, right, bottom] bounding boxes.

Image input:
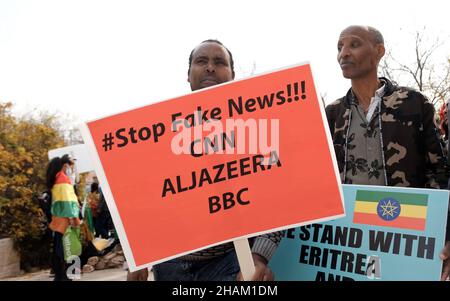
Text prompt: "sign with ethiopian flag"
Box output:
[[269, 184, 449, 281]]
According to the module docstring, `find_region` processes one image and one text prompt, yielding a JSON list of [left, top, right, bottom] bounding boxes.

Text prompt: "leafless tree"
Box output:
[[379, 28, 450, 106]]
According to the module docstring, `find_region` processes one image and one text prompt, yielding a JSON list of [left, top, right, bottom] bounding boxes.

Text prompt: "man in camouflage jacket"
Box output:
[[328, 25, 449, 280], [326, 76, 447, 189]]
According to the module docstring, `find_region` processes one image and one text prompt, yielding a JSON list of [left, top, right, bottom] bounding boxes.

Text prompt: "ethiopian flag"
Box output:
[[353, 190, 428, 231]]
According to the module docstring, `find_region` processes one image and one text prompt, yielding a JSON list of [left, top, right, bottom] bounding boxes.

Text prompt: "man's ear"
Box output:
[[377, 44, 385, 61], [187, 71, 191, 83], [232, 71, 235, 80]]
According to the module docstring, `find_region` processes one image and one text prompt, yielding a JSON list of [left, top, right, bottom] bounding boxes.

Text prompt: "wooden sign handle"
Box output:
[[233, 238, 255, 281]]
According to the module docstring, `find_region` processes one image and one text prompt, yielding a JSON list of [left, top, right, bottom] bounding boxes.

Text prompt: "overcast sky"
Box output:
[[0, 0, 449, 125]]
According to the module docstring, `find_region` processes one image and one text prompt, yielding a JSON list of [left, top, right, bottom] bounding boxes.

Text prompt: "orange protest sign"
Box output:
[[80, 63, 345, 271]]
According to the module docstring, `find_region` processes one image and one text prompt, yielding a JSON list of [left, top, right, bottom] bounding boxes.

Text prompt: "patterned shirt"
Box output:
[[345, 84, 386, 185]]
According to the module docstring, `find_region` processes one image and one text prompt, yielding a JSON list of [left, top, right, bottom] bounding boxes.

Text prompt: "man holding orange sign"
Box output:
[[127, 39, 283, 281]]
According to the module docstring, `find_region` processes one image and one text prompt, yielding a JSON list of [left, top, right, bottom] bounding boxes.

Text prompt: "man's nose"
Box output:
[[206, 62, 215, 73], [339, 46, 350, 60]]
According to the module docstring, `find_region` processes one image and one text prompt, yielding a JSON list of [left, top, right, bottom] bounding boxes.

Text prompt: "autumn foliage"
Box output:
[[0, 102, 65, 269]]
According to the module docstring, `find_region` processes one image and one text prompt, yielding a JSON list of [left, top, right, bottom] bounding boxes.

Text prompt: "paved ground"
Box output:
[[2, 266, 155, 281]]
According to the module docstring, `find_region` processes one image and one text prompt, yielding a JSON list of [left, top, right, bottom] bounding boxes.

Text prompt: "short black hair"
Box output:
[[188, 39, 234, 74], [61, 154, 74, 165]]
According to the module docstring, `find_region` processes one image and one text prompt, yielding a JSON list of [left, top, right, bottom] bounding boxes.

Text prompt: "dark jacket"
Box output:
[[326, 77, 448, 189]]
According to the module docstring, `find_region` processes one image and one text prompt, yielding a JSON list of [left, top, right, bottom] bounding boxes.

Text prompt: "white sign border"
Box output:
[[79, 61, 347, 272]]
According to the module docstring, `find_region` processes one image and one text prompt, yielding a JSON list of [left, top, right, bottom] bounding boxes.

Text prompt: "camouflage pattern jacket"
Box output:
[[326, 77, 448, 189]]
